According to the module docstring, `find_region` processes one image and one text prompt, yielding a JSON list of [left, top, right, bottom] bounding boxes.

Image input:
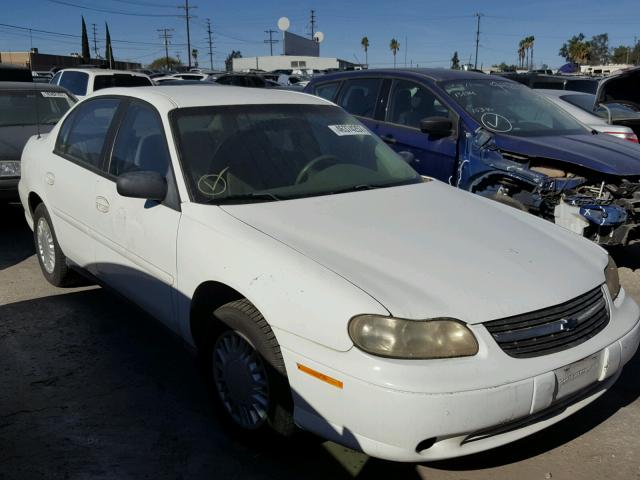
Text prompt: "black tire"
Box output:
[[33, 203, 74, 287], [205, 299, 296, 437]]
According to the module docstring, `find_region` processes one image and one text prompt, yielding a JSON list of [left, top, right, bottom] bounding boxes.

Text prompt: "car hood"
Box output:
[[221, 182, 606, 324], [596, 66, 640, 106], [0, 124, 53, 160], [492, 132, 640, 176]]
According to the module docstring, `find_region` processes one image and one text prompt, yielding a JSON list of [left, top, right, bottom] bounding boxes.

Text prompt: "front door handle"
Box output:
[[45, 172, 55, 185], [381, 134, 396, 145], [95, 196, 110, 213]]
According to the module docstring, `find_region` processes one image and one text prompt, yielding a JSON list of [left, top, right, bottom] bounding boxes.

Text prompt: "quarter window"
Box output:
[[109, 102, 171, 177], [58, 71, 89, 96], [338, 78, 382, 118], [56, 98, 120, 169], [388, 80, 451, 129], [314, 82, 340, 101]]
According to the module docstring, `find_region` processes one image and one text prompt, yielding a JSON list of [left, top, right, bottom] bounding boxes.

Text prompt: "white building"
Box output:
[[233, 55, 358, 72], [579, 64, 633, 76]]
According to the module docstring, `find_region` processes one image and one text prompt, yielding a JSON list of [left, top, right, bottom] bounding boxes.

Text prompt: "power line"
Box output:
[[157, 28, 173, 69], [45, 0, 179, 17], [264, 29, 278, 56], [205, 18, 214, 70], [474, 12, 484, 69]]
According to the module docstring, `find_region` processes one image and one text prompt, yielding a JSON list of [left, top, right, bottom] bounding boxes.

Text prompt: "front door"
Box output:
[[93, 100, 181, 330], [377, 79, 458, 182]]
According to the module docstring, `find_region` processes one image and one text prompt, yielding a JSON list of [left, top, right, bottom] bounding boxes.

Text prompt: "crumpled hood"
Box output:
[[0, 125, 53, 160], [222, 182, 607, 324], [493, 132, 640, 176]]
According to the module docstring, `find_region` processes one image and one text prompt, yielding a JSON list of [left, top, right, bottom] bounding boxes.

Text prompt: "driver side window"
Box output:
[[387, 80, 450, 129]]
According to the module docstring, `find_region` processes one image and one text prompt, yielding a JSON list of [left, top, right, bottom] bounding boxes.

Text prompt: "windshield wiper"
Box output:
[[205, 192, 281, 204]]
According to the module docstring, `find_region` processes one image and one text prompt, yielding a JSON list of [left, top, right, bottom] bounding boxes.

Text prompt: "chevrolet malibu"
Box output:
[[18, 86, 640, 462]]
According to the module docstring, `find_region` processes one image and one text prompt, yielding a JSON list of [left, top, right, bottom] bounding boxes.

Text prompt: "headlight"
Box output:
[[0, 161, 20, 178], [605, 256, 621, 300], [348, 315, 479, 359]]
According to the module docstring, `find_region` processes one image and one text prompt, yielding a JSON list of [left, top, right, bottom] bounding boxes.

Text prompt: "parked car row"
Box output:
[[15, 84, 640, 462]]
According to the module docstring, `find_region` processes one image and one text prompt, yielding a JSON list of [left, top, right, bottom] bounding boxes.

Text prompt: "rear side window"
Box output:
[[109, 102, 170, 177], [338, 78, 382, 118], [314, 82, 340, 101], [56, 98, 120, 169], [94, 74, 152, 91], [59, 71, 89, 96]]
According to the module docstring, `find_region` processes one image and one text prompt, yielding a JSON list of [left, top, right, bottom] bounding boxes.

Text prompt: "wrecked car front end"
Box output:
[[457, 128, 640, 246]]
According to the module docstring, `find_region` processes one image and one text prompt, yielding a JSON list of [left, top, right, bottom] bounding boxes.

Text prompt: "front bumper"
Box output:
[[0, 177, 19, 201], [280, 292, 640, 462]]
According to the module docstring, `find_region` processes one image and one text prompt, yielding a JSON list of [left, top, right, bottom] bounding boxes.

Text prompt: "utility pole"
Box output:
[[474, 12, 483, 70], [309, 9, 316, 39], [178, 0, 197, 68], [264, 29, 278, 56], [91, 23, 99, 59], [205, 18, 214, 69], [158, 28, 174, 70]]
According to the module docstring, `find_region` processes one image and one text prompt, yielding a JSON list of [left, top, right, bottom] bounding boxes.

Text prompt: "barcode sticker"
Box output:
[[328, 124, 371, 136], [41, 92, 68, 98]]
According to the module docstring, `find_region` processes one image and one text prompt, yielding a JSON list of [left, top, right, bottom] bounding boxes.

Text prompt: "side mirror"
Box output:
[[116, 171, 167, 201], [420, 116, 453, 137], [398, 151, 416, 164]]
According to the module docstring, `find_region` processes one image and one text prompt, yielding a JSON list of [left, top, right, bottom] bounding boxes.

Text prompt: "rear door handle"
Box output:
[[381, 134, 396, 145], [95, 196, 110, 213], [45, 172, 55, 185]]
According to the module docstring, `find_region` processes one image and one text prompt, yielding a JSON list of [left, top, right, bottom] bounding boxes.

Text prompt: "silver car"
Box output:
[[537, 89, 639, 143]]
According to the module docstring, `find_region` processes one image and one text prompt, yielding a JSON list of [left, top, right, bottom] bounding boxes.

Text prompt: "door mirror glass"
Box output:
[[420, 116, 453, 136], [117, 171, 167, 201]]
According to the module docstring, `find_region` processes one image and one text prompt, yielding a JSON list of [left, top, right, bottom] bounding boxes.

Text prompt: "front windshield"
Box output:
[[442, 79, 586, 137], [0, 90, 75, 127], [172, 104, 421, 203]]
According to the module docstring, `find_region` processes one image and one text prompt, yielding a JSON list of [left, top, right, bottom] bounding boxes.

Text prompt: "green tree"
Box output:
[[225, 50, 242, 71], [518, 39, 525, 68], [149, 56, 181, 70], [361, 36, 369, 67], [559, 33, 591, 65], [81, 16, 91, 64], [451, 51, 460, 69], [389, 38, 400, 68], [588, 33, 609, 65], [105, 22, 114, 69], [191, 48, 199, 68]]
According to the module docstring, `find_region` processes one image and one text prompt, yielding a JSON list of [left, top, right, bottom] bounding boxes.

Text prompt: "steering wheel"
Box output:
[[295, 155, 339, 184]]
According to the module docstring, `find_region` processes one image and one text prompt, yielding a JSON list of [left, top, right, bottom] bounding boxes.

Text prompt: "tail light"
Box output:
[[605, 131, 639, 143]]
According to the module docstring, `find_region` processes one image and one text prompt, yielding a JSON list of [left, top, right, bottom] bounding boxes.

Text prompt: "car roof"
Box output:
[[91, 85, 333, 109], [536, 89, 593, 98], [313, 68, 496, 83], [0, 81, 70, 92], [59, 68, 149, 77]]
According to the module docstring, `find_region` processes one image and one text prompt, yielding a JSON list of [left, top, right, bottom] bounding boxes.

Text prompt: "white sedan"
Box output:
[[18, 86, 640, 462]]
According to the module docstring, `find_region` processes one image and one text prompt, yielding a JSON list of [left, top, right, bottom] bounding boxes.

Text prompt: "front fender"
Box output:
[[176, 204, 390, 351]]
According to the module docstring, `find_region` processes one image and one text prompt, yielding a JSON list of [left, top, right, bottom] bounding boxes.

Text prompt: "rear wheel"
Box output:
[[33, 203, 74, 287], [206, 299, 296, 436]]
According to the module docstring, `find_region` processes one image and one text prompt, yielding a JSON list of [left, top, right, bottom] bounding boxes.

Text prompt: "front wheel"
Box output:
[[33, 203, 74, 287], [206, 299, 296, 436]]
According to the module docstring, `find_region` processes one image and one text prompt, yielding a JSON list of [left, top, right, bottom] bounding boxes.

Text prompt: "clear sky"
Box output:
[[0, 0, 638, 70]]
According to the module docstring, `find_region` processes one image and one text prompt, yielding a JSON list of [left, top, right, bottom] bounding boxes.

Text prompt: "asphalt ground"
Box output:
[[1, 201, 639, 480]]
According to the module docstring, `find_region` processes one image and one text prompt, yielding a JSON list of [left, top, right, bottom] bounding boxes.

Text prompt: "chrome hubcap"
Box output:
[[212, 330, 269, 429], [36, 217, 55, 274]]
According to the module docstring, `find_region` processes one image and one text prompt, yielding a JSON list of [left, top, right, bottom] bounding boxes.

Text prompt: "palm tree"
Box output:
[[571, 42, 590, 65], [361, 36, 369, 68], [518, 39, 525, 68], [528, 36, 535, 69], [389, 38, 400, 68]]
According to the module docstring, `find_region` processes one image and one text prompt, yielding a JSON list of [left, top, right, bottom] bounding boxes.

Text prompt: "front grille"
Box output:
[[484, 287, 609, 358]]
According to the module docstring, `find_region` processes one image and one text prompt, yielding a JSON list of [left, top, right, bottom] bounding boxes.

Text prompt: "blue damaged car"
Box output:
[[305, 69, 640, 246]]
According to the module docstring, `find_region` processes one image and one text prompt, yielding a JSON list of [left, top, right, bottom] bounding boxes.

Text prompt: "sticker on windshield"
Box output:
[[328, 124, 371, 136], [41, 91, 68, 98], [480, 113, 513, 133]]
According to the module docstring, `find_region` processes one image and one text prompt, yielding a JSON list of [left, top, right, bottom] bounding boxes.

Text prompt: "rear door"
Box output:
[[376, 78, 458, 181], [47, 97, 122, 269], [93, 99, 181, 330]]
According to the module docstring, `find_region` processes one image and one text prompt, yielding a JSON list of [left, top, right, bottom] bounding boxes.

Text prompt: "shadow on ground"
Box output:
[[0, 202, 33, 270], [0, 289, 421, 480]]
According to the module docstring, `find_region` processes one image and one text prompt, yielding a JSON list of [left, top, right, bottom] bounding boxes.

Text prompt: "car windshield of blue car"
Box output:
[[443, 80, 587, 137], [171, 104, 422, 204]]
